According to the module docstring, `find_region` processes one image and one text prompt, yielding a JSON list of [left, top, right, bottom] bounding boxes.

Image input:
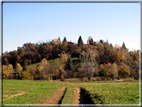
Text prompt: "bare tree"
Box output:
[[80, 49, 98, 80]]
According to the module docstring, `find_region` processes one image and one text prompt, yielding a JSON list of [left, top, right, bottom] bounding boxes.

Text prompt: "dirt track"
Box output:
[[42, 86, 67, 104]]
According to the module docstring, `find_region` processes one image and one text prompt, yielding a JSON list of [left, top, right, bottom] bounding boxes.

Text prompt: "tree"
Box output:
[[38, 58, 54, 80], [110, 63, 118, 79], [78, 36, 83, 49], [118, 63, 130, 78], [65, 56, 73, 78], [62, 37, 67, 43], [121, 42, 126, 49], [87, 36, 93, 45], [2, 64, 14, 79], [16, 63, 22, 73], [80, 49, 98, 80]]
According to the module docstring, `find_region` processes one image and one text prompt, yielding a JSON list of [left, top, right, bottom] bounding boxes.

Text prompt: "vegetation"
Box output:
[[80, 83, 139, 104], [2, 36, 140, 81], [3, 80, 65, 104], [3, 80, 139, 104], [61, 86, 74, 104]]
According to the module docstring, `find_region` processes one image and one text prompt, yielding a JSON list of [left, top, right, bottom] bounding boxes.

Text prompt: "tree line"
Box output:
[[2, 36, 140, 80]]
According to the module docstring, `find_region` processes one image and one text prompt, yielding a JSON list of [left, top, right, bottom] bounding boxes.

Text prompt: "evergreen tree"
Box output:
[[90, 38, 93, 44], [110, 43, 113, 48], [62, 37, 67, 43], [23, 60, 26, 71], [122, 42, 126, 49], [65, 56, 73, 71], [78, 36, 83, 48], [58, 36, 61, 44]]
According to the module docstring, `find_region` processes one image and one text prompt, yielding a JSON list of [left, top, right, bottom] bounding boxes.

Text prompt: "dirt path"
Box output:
[[41, 86, 67, 104], [72, 87, 80, 104], [3, 91, 26, 101]]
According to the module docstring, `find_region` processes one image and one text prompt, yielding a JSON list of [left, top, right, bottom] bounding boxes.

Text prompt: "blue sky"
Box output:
[[3, 3, 140, 53]]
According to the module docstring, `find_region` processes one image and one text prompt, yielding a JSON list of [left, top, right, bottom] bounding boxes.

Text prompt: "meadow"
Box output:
[[2, 79, 139, 105]]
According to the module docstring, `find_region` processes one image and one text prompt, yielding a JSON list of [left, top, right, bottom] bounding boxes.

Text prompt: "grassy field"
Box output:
[[3, 80, 65, 104], [2, 79, 140, 105], [80, 83, 139, 104]]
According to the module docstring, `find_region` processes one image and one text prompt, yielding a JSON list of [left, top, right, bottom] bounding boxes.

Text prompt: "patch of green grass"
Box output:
[[80, 83, 139, 104], [61, 86, 74, 104], [3, 80, 65, 104]]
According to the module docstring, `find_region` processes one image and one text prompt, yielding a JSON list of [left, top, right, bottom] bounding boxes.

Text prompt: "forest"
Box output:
[[2, 36, 140, 81]]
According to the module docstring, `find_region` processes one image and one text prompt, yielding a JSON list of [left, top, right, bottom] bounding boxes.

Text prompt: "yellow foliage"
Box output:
[[3, 65, 9, 79], [16, 63, 22, 72], [61, 41, 68, 52], [21, 71, 31, 80], [114, 44, 120, 48], [3, 64, 14, 79], [58, 51, 69, 65], [41, 58, 47, 66], [52, 38, 60, 45], [37, 66, 43, 72]]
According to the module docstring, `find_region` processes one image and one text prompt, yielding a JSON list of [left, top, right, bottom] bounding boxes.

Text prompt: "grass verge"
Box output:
[[61, 86, 74, 104]]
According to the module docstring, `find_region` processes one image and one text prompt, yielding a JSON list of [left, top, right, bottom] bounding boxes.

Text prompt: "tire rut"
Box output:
[[73, 87, 94, 105], [41, 86, 67, 104]]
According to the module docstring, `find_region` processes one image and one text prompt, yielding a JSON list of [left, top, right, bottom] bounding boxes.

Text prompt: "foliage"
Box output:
[[80, 49, 98, 80], [3, 64, 14, 79], [16, 63, 22, 73], [78, 36, 83, 49], [110, 63, 118, 79], [118, 63, 130, 78], [65, 56, 73, 71], [21, 71, 31, 80]]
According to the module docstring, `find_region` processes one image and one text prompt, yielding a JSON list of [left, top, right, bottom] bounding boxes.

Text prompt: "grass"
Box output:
[[3, 80, 65, 104], [3, 79, 140, 104], [80, 83, 139, 104], [26, 57, 79, 69], [61, 86, 74, 104]]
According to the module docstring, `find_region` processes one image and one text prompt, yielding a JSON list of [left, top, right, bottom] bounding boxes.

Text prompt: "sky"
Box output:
[[3, 2, 140, 53]]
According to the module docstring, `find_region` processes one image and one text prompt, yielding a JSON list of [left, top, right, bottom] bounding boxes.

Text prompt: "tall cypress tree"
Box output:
[[78, 36, 83, 48]]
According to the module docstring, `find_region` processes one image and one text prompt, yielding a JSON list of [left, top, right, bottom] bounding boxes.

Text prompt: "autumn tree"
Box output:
[[80, 49, 98, 80], [118, 63, 130, 78], [39, 58, 54, 80], [3, 64, 14, 79], [61, 41, 68, 53], [110, 63, 118, 79], [16, 63, 22, 75]]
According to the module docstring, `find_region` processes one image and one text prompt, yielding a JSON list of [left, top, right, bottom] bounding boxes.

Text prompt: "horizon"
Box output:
[[3, 3, 140, 53]]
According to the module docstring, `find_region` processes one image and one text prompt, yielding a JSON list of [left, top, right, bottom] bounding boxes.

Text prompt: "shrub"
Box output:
[[134, 76, 139, 80], [21, 71, 31, 80]]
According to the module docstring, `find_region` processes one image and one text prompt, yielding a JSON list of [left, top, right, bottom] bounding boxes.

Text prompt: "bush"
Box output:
[[21, 71, 31, 80], [134, 76, 139, 80]]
